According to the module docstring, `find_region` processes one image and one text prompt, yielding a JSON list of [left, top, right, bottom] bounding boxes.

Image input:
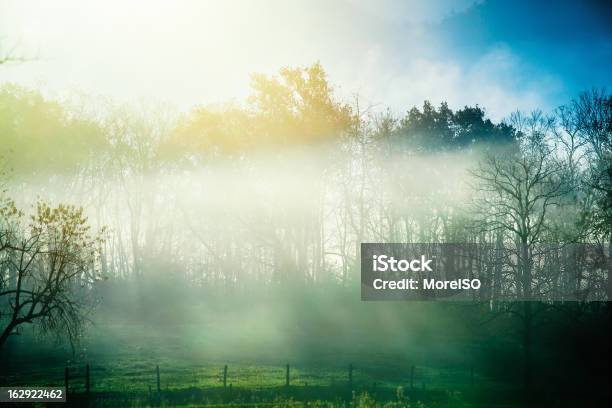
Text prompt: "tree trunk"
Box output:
[[522, 301, 533, 399], [0, 320, 17, 349]]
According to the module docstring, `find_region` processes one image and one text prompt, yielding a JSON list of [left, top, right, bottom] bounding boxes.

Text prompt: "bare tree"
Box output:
[[558, 89, 611, 297], [470, 111, 567, 394], [572, 89, 611, 238], [0, 201, 105, 349]]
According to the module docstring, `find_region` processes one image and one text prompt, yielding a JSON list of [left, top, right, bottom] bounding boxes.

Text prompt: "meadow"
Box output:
[[1, 319, 519, 408]]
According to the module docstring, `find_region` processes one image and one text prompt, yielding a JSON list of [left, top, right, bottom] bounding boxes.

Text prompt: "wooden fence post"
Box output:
[[64, 367, 69, 394], [223, 365, 228, 389], [286, 364, 290, 387], [156, 365, 161, 393], [85, 364, 90, 396]]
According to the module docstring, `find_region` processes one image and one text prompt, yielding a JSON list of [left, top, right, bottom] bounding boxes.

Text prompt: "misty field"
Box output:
[[2, 323, 516, 407]]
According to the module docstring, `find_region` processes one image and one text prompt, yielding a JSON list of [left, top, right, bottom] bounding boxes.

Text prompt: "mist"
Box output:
[[1, 61, 610, 406]]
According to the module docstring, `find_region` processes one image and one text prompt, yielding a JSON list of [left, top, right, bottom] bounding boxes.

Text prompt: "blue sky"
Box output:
[[437, 0, 612, 101], [0, 0, 610, 120]]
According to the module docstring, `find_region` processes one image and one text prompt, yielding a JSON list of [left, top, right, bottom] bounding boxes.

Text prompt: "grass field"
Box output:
[[0, 321, 518, 407], [1, 350, 515, 407]]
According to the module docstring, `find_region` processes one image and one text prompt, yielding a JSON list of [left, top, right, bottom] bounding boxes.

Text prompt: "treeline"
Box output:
[[0, 63, 609, 295]]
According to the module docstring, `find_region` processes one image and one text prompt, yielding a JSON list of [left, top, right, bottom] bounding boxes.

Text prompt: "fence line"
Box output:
[[57, 362, 480, 403]]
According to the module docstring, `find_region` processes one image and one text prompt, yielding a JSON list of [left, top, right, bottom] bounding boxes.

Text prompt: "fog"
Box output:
[[1, 68, 609, 404], [1, 89, 490, 370]]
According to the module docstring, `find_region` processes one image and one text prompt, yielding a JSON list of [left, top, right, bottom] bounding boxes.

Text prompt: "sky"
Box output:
[[0, 0, 610, 120]]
